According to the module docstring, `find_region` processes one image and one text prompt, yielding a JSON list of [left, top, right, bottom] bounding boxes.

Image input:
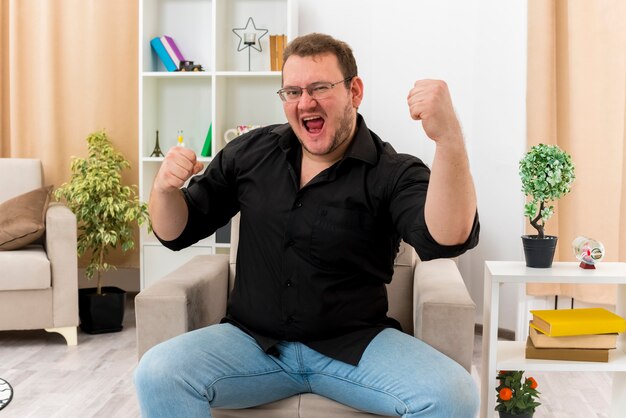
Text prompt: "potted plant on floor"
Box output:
[[519, 143, 575, 268], [495, 370, 540, 418], [55, 130, 150, 334]]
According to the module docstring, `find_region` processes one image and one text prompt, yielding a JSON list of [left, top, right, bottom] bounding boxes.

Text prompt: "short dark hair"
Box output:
[[282, 33, 358, 86]]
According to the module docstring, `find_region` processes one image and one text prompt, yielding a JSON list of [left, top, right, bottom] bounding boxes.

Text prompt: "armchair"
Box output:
[[0, 158, 78, 345], [136, 214, 475, 418]]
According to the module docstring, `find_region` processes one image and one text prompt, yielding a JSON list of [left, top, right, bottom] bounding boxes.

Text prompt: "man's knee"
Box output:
[[408, 367, 478, 417], [135, 340, 185, 394]]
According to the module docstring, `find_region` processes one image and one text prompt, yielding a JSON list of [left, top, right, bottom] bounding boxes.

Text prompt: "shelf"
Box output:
[[481, 261, 626, 418], [140, 0, 213, 73], [496, 341, 626, 372], [139, 0, 296, 289], [142, 157, 213, 163], [143, 71, 281, 77], [141, 76, 213, 158], [141, 235, 214, 247], [214, 0, 294, 72], [215, 71, 281, 77], [486, 261, 626, 284], [143, 72, 212, 78]]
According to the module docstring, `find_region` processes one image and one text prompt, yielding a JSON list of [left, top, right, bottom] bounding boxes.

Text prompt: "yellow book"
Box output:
[[530, 308, 626, 337]]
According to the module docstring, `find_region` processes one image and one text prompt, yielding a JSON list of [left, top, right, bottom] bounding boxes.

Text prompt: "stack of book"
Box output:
[[269, 35, 287, 71], [525, 307, 626, 362], [150, 35, 186, 72]]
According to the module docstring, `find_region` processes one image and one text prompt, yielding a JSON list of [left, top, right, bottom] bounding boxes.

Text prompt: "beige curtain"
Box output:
[[527, 0, 626, 304], [0, 0, 140, 268]]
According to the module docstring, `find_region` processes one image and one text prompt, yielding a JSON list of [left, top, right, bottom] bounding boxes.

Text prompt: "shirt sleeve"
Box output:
[[388, 155, 480, 261], [155, 147, 240, 251]]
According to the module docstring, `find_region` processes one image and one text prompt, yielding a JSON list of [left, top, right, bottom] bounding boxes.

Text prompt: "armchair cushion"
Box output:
[[0, 185, 52, 250], [0, 245, 51, 290], [413, 258, 476, 372]]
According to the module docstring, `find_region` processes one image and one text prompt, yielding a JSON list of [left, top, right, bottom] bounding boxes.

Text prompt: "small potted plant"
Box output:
[[495, 370, 540, 418], [519, 143, 575, 267], [55, 130, 150, 334]]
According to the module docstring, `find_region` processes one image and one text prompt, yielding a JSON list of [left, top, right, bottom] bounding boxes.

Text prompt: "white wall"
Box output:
[[297, 0, 528, 331]]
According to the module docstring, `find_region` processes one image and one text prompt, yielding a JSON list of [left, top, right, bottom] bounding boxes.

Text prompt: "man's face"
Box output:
[[281, 53, 363, 160]]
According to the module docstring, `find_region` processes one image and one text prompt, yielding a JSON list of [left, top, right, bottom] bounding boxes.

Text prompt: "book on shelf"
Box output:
[[160, 35, 186, 70], [277, 35, 285, 71], [530, 307, 626, 337], [150, 37, 177, 72], [270, 35, 277, 71], [269, 34, 287, 71], [528, 323, 617, 349], [525, 337, 610, 362]]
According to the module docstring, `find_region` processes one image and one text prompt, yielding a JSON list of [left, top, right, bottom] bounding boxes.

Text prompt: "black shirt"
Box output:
[[158, 115, 480, 365]]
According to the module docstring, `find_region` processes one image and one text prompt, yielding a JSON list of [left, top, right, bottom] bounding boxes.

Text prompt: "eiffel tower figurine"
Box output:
[[150, 130, 164, 157]]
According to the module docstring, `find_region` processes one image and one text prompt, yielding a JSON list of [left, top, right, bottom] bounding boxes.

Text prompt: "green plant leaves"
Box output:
[[54, 130, 151, 293], [519, 144, 575, 236], [495, 370, 541, 414]]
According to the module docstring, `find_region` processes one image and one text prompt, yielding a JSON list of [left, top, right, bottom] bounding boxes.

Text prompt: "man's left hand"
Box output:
[[407, 80, 462, 143]]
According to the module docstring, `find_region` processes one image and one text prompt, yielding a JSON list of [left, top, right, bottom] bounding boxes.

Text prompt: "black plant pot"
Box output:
[[522, 235, 558, 268], [498, 411, 533, 418], [78, 287, 126, 334]]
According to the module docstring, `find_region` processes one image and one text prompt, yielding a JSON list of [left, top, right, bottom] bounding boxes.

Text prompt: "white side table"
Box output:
[[480, 261, 626, 418]]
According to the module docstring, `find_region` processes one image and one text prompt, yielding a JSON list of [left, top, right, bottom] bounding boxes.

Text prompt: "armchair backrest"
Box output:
[[227, 213, 418, 335], [0, 158, 43, 202]]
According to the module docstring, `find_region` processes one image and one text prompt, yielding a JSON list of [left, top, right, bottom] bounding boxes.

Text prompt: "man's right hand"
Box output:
[[149, 147, 204, 241], [153, 146, 204, 194]]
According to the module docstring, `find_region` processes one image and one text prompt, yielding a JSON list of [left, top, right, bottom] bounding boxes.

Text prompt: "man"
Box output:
[[135, 33, 479, 417]]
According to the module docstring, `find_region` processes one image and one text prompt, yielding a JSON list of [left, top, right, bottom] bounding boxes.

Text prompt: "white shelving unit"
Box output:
[[138, 0, 298, 289], [480, 261, 626, 418]]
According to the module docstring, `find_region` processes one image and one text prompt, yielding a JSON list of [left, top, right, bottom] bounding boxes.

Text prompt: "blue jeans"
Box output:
[[134, 324, 478, 417]]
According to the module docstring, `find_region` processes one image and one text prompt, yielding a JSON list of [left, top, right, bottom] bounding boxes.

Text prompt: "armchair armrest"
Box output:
[[135, 254, 230, 359], [45, 202, 78, 327], [413, 258, 475, 372]]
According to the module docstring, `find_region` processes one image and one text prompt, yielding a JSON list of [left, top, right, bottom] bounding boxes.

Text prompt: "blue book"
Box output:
[[150, 37, 177, 71]]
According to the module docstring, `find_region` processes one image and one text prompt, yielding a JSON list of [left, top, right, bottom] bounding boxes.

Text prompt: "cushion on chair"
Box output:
[[212, 394, 396, 418], [0, 245, 51, 290], [0, 186, 52, 250], [213, 397, 300, 418]]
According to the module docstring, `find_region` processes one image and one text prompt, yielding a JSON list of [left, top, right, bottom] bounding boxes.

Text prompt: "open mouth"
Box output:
[[303, 116, 325, 134]]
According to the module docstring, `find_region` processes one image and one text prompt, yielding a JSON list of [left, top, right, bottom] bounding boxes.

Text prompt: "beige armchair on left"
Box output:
[[0, 158, 78, 345]]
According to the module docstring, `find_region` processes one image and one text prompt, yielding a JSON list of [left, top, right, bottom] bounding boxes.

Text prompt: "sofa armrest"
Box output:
[[135, 254, 230, 359], [413, 258, 475, 372], [45, 202, 79, 327]]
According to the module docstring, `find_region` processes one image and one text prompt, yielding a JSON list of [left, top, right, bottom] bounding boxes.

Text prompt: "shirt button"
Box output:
[[286, 315, 294, 324], [287, 240, 295, 247], [295, 201, 302, 208], [286, 280, 292, 287]]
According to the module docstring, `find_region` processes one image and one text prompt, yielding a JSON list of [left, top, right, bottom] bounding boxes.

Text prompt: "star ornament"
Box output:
[[232, 17, 268, 52]]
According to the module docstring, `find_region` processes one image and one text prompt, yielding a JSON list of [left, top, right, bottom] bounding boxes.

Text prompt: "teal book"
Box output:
[[150, 37, 177, 72]]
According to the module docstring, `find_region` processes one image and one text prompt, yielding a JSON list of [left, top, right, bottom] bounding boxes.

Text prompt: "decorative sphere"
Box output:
[[572, 236, 605, 266]]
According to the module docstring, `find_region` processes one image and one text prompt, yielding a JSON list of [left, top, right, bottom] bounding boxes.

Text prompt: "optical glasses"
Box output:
[[277, 76, 354, 103]]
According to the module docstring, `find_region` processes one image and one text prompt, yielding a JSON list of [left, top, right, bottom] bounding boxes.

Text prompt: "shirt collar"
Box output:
[[273, 113, 379, 166]]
